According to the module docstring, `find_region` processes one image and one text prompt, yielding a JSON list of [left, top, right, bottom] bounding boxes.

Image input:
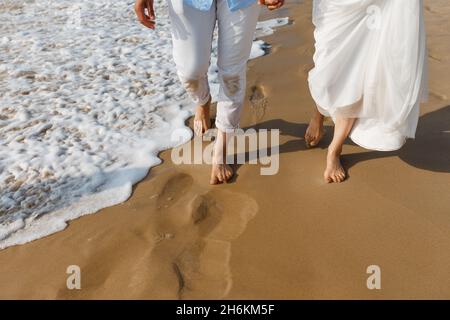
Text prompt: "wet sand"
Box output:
[[1, 0, 450, 299]]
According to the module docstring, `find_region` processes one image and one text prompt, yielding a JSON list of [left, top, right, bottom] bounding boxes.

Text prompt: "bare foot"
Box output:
[[194, 97, 211, 137], [324, 148, 346, 183], [210, 163, 234, 185], [210, 130, 234, 185], [305, 114, 325, 148]]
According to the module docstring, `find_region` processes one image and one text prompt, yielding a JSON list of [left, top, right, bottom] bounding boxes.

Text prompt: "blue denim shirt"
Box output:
[[184, 0, 256, 12]]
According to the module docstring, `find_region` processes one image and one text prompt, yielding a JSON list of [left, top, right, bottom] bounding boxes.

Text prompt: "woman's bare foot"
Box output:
[[305, 112, 325, 148], [322, 116, 354, 183], [194, 97, 211, 137], [210, 130, 234, 185], [324, 147, 346, 183]]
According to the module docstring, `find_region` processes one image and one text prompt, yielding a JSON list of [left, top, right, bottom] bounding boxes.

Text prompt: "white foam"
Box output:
[[254, 17, 289, 38], [0, 0, 287, 249]]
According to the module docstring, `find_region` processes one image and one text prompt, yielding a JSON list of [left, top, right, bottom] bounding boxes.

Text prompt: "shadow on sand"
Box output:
[[236, 105, 450, 177]]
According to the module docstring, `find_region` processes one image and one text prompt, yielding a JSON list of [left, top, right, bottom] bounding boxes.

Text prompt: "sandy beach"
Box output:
[[1, 0, 450, 299]]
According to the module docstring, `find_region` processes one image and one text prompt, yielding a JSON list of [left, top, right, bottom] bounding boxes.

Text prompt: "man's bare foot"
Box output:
[[305, 113, 325, 148], [194, 97, 211, 136], [210, 163, 234, 185], [324, 148, 346, 183], [210, 130, 234, 185]]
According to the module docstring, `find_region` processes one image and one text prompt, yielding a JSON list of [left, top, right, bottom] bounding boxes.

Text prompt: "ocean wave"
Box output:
[[0, 0, 287, 249]]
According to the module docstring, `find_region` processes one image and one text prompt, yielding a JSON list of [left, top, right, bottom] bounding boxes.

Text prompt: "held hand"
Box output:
[[258, 0, 285, 10], [135, 0, 156, 29]]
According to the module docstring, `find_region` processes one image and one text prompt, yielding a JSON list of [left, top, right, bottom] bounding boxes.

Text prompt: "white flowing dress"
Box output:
[[308, 0, 428, 151]]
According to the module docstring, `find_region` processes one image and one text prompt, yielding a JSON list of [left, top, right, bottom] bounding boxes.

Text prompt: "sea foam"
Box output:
[[0, 0, 287, 249]]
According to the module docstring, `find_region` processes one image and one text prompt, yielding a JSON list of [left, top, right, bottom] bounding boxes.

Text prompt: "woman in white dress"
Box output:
[[305, 0, 428, 183]]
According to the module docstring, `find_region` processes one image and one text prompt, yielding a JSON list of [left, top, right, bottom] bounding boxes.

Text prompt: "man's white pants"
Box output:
[[168, 0, 260, 132]]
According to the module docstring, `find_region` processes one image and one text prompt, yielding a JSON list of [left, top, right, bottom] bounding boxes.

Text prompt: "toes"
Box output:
[[331, 170, 346, 183], [210, 166, 223, 185], [210, 173, 223, 185], [210, 165, 234, 185], [324, 171, 345, 184], [305, 135, 313, 148], [305, 132, 311, 141], [225, 167, 234, 182], [305, 129, 323, 148], [217, 171, 224, 183], [210, 174, 219, 185], [336, 166, 346, 182], [311, 132, 324, 147]]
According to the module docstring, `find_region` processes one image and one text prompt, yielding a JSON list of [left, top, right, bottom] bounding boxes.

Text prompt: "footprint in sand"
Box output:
[[174, 190, 258, 299], [249, 85, 268, 123], [156, 173, 193, 209], [130, 172, 258, 299]]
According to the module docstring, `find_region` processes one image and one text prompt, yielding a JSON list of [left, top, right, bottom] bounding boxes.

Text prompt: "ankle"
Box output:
[[213, 143, 227, 165], [312, 112, 324, 122], [197, 104, 210, 112], [327, 145, 342, 158], [198, 96, 211, 110]]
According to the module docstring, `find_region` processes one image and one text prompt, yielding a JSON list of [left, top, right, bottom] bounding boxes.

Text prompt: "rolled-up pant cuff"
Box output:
[[178, 73, 211, 106], [215, 121, 239, 133], [215, 100, 243, 132]]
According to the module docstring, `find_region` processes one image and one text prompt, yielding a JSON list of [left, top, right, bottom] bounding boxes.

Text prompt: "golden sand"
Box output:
[[1, 1, 449, 299]]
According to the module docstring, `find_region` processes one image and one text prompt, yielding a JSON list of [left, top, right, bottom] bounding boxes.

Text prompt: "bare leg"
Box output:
[[210, 129, 234, 185], [305, 107, 325, 148], [194, 96, 212, 137], [324, 116, 356, 183]]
